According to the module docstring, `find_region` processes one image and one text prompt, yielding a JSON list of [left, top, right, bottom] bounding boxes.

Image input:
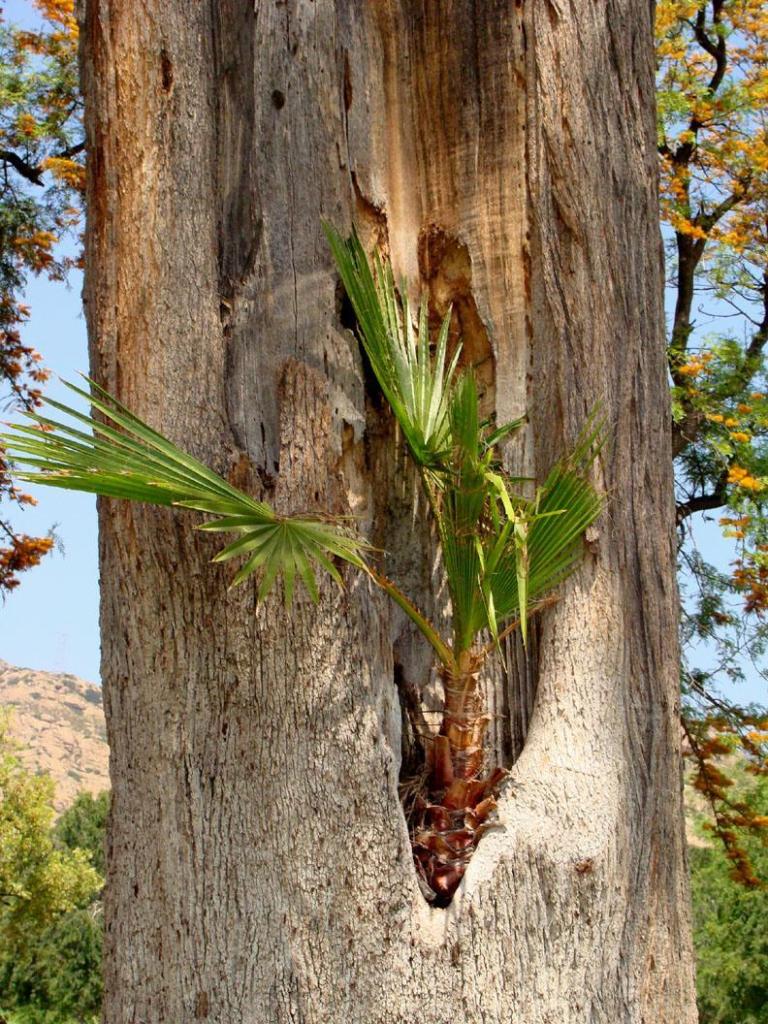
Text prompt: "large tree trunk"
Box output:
[[79, 1, 696, 1021]]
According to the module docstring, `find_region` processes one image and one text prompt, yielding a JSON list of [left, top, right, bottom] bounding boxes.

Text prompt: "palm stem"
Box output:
[[479, 592, 560, 657], [366, 568, 455, 670]]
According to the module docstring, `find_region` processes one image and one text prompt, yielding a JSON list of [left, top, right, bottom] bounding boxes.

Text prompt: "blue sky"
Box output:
[[0, 268, 99, 681]]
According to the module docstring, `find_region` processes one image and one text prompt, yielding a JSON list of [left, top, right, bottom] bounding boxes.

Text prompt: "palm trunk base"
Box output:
[[410, 766, 506, 904], [404, 652, 503, 905]]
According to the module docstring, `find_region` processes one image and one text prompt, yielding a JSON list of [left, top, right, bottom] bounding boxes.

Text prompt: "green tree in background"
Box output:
[[0, 717, 98, 940], [1, 905, 103, 1024], [690, 772, 768, 1023], [0, 0, 82, 593], [0, 718, 102, 1024], [55, 791, 109, 876]]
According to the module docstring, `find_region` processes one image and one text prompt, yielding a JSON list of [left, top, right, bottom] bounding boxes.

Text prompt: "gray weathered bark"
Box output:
[[79, 1, 696, 1020]]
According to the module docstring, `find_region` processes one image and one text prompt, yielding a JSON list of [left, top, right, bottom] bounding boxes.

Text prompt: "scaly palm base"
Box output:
[[412, 650, 503, 901]]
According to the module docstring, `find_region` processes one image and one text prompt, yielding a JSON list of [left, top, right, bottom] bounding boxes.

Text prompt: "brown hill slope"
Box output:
[[0, 659, 109, 810]]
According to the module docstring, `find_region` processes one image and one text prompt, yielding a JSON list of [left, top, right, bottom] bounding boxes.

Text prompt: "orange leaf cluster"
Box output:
[[0, 533, 53, 592], [658, 1, 768, 264], [17, 0, 78, 57], [727, 465, 763, 492], [732, 552, 768, 615], [685, 714, 768, 888], [41, 156, 85, 192], [0, 0, 81, 595], [11, 230, 57, 273]]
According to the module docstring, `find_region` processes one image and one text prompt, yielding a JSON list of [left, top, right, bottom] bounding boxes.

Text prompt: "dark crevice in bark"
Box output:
[[334, 274, 386, 418], [209, 2, 260, 307], [502, 617, 542, 764], [342, 51, 353, 113], [334, 277, 357, 334], [159, 49, 174, 92], [395, 660, 430, 787]]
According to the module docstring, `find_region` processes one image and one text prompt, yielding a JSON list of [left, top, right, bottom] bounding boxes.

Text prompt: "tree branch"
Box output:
[[53, 139, 86, 161], [672, 2, 729, 167], [699, 187, 746, 233], [670, 233, 707, 361], [694, 2, 728, 96], [743, 267, 768, 368], [676, 475, 729, 524], [0, 150, 43, 186], [0, 140, 85, 188], [672, 408, 707, 459]]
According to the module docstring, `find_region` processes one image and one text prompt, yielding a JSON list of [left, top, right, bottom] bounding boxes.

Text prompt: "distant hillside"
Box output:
[[0, 659, 109, 810]]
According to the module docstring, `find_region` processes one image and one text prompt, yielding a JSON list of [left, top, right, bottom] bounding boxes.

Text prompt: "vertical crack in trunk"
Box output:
[[368, 219, 521, 906]]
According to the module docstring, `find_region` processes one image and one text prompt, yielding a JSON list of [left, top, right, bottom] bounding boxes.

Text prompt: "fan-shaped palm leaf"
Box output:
[[1, 378, 368, 603], [487, 425, 605, 627], [438, 373, 488, 651], [324, 222, 460, 471], [431, 369, 604, 650]]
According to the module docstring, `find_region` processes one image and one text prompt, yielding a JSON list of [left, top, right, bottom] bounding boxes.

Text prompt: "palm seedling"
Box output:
[[1, 225, 603, 905]]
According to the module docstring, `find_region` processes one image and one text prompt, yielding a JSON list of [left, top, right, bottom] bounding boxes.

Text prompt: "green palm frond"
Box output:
[[482, 415, 527, 451], [326, 226, 604, 654], [439, 373, 488, 651], [323, 227, 606, 904], [487, 424, 605, 628], [323, 222, 460, 471], [3, 227, 605, 669], [1, 378, 368, 602], [430, 369, 604, 650]]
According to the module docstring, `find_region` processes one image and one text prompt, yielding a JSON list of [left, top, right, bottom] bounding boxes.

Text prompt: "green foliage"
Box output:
[[0, 717, 99, 942], [55, 791, 109, 877], [0, 717, 103, 1024], [0, 0, 82, 293], [1, 906, 102, 1024], [655, 3, 768, 872], [323, 222, 461, 471], [1, 377, 369, 602], [690, 775, 768, 1023], [3, 228, 603, 668]]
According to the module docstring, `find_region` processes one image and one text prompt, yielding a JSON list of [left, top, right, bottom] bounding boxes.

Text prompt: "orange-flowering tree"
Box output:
[[0, 0, 83, 592], [657, 0, 768, 883]]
